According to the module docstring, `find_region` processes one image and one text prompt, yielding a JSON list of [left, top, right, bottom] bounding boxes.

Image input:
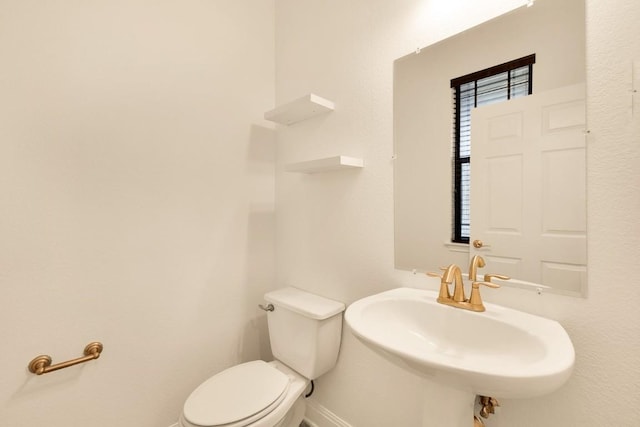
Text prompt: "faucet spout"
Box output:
[[469, 255, 486, 282], [442, 264, 466, 302]]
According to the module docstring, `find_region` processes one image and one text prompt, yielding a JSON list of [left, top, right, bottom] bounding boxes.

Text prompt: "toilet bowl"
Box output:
[[179, 361, 308, 427], [179, 287, 345, 427]]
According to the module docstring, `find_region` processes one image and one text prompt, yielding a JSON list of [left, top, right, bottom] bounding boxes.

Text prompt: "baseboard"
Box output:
[[171, 401, 351, 427], [303, 398, 353, 427]]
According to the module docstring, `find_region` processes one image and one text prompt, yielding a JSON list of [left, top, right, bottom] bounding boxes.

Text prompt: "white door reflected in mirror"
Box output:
[[470, 84, 586, 294]]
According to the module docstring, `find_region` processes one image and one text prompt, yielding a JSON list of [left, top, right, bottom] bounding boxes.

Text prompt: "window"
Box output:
[[450, 54, 536, 243]]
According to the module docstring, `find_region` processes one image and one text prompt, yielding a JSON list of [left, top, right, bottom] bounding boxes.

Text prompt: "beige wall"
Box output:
[[0, 1, 275, 426], [1, 0, 639, 426], [275, 0, 640, 426]]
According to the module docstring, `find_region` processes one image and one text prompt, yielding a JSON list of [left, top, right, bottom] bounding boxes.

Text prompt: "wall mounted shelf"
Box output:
[[264, 94, 334, 125], [285, 156, 364, 174]]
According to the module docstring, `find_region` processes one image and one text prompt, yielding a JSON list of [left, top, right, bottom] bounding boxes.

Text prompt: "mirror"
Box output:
[[394, 0, 586, 296]]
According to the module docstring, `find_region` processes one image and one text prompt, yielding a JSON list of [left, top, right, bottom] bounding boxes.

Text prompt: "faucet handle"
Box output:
[[468, 281, 500, 312], [483, 273, 510, 282], [473, 281, 500, 289], [426, 266, 449, 279], [427, 267, 452, 302], [426, 271, 442, 278]]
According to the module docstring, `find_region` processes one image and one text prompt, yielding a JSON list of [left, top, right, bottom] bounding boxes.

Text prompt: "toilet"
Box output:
[[178, 287, 345, 427]]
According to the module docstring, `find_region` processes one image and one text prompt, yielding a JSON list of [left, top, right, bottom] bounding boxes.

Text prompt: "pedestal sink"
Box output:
[[345, 288, 575, 426]]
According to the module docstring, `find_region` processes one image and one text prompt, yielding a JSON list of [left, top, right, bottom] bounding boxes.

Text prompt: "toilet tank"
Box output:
[[264, 287, 345, 380]]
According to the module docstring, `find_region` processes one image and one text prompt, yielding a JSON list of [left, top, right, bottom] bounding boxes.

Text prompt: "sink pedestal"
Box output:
[[421, 379, 476, 427]]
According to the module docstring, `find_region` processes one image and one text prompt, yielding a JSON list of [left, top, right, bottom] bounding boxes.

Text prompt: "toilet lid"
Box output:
[[183, 360, 290, 427]]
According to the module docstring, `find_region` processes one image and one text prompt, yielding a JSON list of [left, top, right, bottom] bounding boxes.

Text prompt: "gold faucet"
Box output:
[[427, 263, 509, 312]]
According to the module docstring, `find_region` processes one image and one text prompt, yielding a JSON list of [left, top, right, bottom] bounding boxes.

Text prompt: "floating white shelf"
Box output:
[[285, 156, 364, 174], [264, 94, 335, 125]]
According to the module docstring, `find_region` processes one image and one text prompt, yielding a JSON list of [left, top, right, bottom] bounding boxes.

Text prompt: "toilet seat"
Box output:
[[182, 360, 291, 427]]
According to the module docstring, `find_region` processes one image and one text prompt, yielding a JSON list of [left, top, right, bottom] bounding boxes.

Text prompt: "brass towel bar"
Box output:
[[28, 342, 103, 375]]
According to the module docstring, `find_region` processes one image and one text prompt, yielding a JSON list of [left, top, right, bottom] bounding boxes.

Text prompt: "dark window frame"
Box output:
[[451, 54, 536, 244]]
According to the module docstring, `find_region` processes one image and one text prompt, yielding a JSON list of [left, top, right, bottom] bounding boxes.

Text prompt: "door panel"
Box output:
[[470, 84, 586, 293]]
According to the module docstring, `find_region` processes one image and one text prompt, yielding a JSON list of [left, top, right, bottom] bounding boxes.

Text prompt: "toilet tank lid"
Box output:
[[264, 287, 345, 320]]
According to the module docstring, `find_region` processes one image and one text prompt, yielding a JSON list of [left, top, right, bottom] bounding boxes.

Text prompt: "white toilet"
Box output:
[[178, 287, 345, 427]]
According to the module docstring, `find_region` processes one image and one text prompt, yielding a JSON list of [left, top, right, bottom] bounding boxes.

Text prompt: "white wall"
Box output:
[[0, 1, 275, 426], [2, 1, 638, 426], [275, 0, 640, 426]]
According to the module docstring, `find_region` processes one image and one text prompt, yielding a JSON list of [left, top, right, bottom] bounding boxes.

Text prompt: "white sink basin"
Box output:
[[345, 287, 574, 399]]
